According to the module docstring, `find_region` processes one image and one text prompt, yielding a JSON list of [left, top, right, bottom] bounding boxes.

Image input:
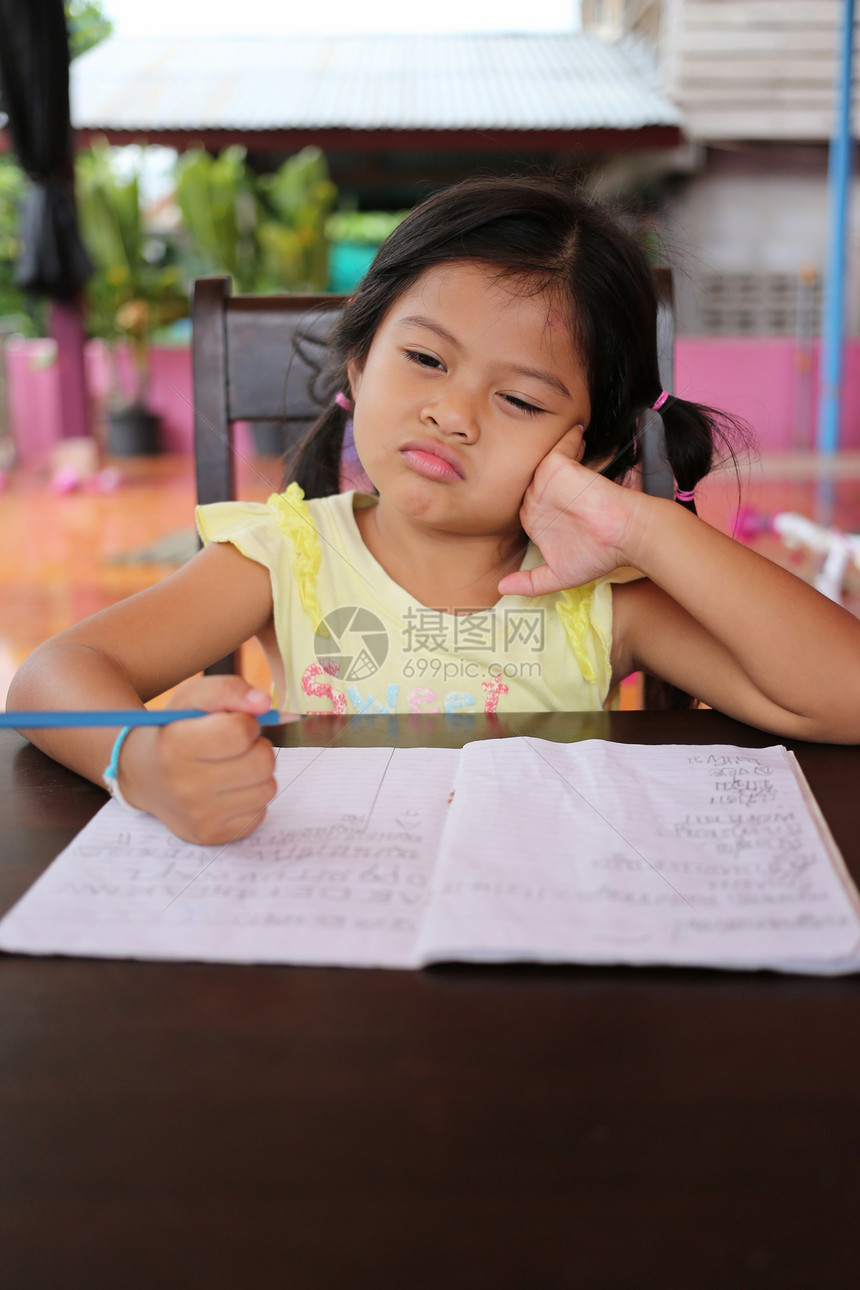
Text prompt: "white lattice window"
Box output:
[[698, 270, 822, 337]]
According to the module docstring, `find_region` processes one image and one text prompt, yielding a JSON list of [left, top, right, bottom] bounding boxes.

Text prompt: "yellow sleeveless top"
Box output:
[[197, 485, 618, 716]]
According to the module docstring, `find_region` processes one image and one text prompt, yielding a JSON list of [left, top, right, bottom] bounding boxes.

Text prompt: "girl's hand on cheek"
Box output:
[[499, 429, 643, 597], [120, 676, 278, 844]]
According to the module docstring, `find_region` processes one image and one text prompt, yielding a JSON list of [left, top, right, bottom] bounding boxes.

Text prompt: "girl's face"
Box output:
[[348, 262, 590, 539]]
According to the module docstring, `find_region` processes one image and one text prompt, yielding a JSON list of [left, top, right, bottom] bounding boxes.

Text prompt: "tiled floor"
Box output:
[[0, 453, 285, 708], [2, 450, 860, 709]]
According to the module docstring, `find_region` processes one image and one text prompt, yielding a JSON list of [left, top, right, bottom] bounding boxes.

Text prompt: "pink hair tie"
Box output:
[[335, 392, 352, 411], [675, 488, 696, 502], [651, 391, 669, 411]]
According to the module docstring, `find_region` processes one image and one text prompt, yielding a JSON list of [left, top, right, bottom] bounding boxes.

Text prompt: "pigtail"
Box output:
[[640, 393, 751, 711], [639, 394, 701, 708], [285, 400, 349, 499], [654, 393, 751, 515]]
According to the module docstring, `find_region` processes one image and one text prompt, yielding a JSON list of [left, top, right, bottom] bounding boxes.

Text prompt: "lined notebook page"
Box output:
[[418, 739, 860, 973], [0, 747, 458, 967], [3, 740, 859, 973]]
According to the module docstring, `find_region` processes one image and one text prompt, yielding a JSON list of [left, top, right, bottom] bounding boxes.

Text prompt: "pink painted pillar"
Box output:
[[49, 296, 90, 439]]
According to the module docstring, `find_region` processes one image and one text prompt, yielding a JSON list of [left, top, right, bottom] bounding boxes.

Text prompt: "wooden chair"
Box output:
[[191, 276, 347, 511], [642, 269, 693, 710], [191, 275, 346, 673], [642, 266, 675, 501]]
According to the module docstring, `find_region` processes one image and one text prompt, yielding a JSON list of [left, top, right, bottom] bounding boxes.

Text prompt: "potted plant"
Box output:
[[75, 142, 188, 455], [255, 146, 337, 292], [176, 144, 337, 293]]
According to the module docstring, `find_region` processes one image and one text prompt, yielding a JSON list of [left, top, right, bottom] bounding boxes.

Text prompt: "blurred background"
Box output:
[[0, 0, 858, 705]]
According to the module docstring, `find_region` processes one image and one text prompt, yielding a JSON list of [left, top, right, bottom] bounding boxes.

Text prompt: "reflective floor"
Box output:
[[2, 451, 860, 709]]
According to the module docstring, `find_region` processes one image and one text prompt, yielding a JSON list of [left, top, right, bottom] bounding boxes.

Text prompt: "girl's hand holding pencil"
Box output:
[[115, 677, 283, 845]]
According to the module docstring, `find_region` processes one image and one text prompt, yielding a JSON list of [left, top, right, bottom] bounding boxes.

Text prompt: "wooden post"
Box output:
[[50, 295, 90, 440]]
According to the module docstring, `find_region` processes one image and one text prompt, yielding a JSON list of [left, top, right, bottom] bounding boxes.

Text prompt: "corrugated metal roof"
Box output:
[[70, 33, 681, 133]]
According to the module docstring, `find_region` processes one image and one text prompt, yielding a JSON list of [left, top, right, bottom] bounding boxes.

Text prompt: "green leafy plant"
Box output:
[[256, 147, 337, 290], [175, 145, 337, 293], [65, 0, 113, 59], [173, 145, 259, 292], [0, 156, 46, 335]]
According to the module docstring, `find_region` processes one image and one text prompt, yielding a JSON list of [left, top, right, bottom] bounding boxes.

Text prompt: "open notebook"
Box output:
[[2, 738, 859, 974]]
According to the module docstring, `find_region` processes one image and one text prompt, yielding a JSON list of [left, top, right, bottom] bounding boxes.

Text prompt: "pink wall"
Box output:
[[675, 338, 860, 452], [83, 342, 201, 455], [4, 338, 64, 464], [6, 337, 860, 463], [5, 341, 253, 464]]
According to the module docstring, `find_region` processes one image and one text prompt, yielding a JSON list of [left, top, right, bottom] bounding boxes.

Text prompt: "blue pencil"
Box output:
[[0, 709, 297, 729]]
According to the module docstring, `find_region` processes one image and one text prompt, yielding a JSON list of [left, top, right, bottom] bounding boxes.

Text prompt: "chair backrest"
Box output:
[[642, 268, 693, 710], [642, 266, 675, 501], [191, 275, 347, 509], [191, 276, 346, 675]]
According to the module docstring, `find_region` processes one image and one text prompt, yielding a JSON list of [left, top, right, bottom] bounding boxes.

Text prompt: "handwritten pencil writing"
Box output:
[[2, 740, 859, 975]]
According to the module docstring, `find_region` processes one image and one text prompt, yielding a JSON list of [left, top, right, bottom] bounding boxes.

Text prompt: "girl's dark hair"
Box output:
[[287, 173, 742, 505]]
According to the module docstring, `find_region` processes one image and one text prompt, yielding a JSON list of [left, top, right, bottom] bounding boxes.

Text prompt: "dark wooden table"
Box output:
[[3, 712, 860, 1290]]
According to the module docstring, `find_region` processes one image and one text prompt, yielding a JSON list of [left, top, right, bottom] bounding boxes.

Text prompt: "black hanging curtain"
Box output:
[[0, 0, 92, 298]]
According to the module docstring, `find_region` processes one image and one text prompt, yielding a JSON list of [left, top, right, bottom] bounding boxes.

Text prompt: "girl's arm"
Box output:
[[499, 444, 860, 743], [7, 543, 280, 840]]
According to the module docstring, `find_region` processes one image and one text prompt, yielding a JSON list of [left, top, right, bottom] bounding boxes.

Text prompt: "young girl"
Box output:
[[9, 176, 860, 843]]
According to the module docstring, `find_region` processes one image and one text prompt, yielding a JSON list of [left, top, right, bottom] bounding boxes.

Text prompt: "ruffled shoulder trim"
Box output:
[[554, 580, 612, 686], [265, 483, 324, 629]]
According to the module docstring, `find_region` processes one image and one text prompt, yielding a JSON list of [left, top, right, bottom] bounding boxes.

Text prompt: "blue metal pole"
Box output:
[[817, 0, 856, 455]]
